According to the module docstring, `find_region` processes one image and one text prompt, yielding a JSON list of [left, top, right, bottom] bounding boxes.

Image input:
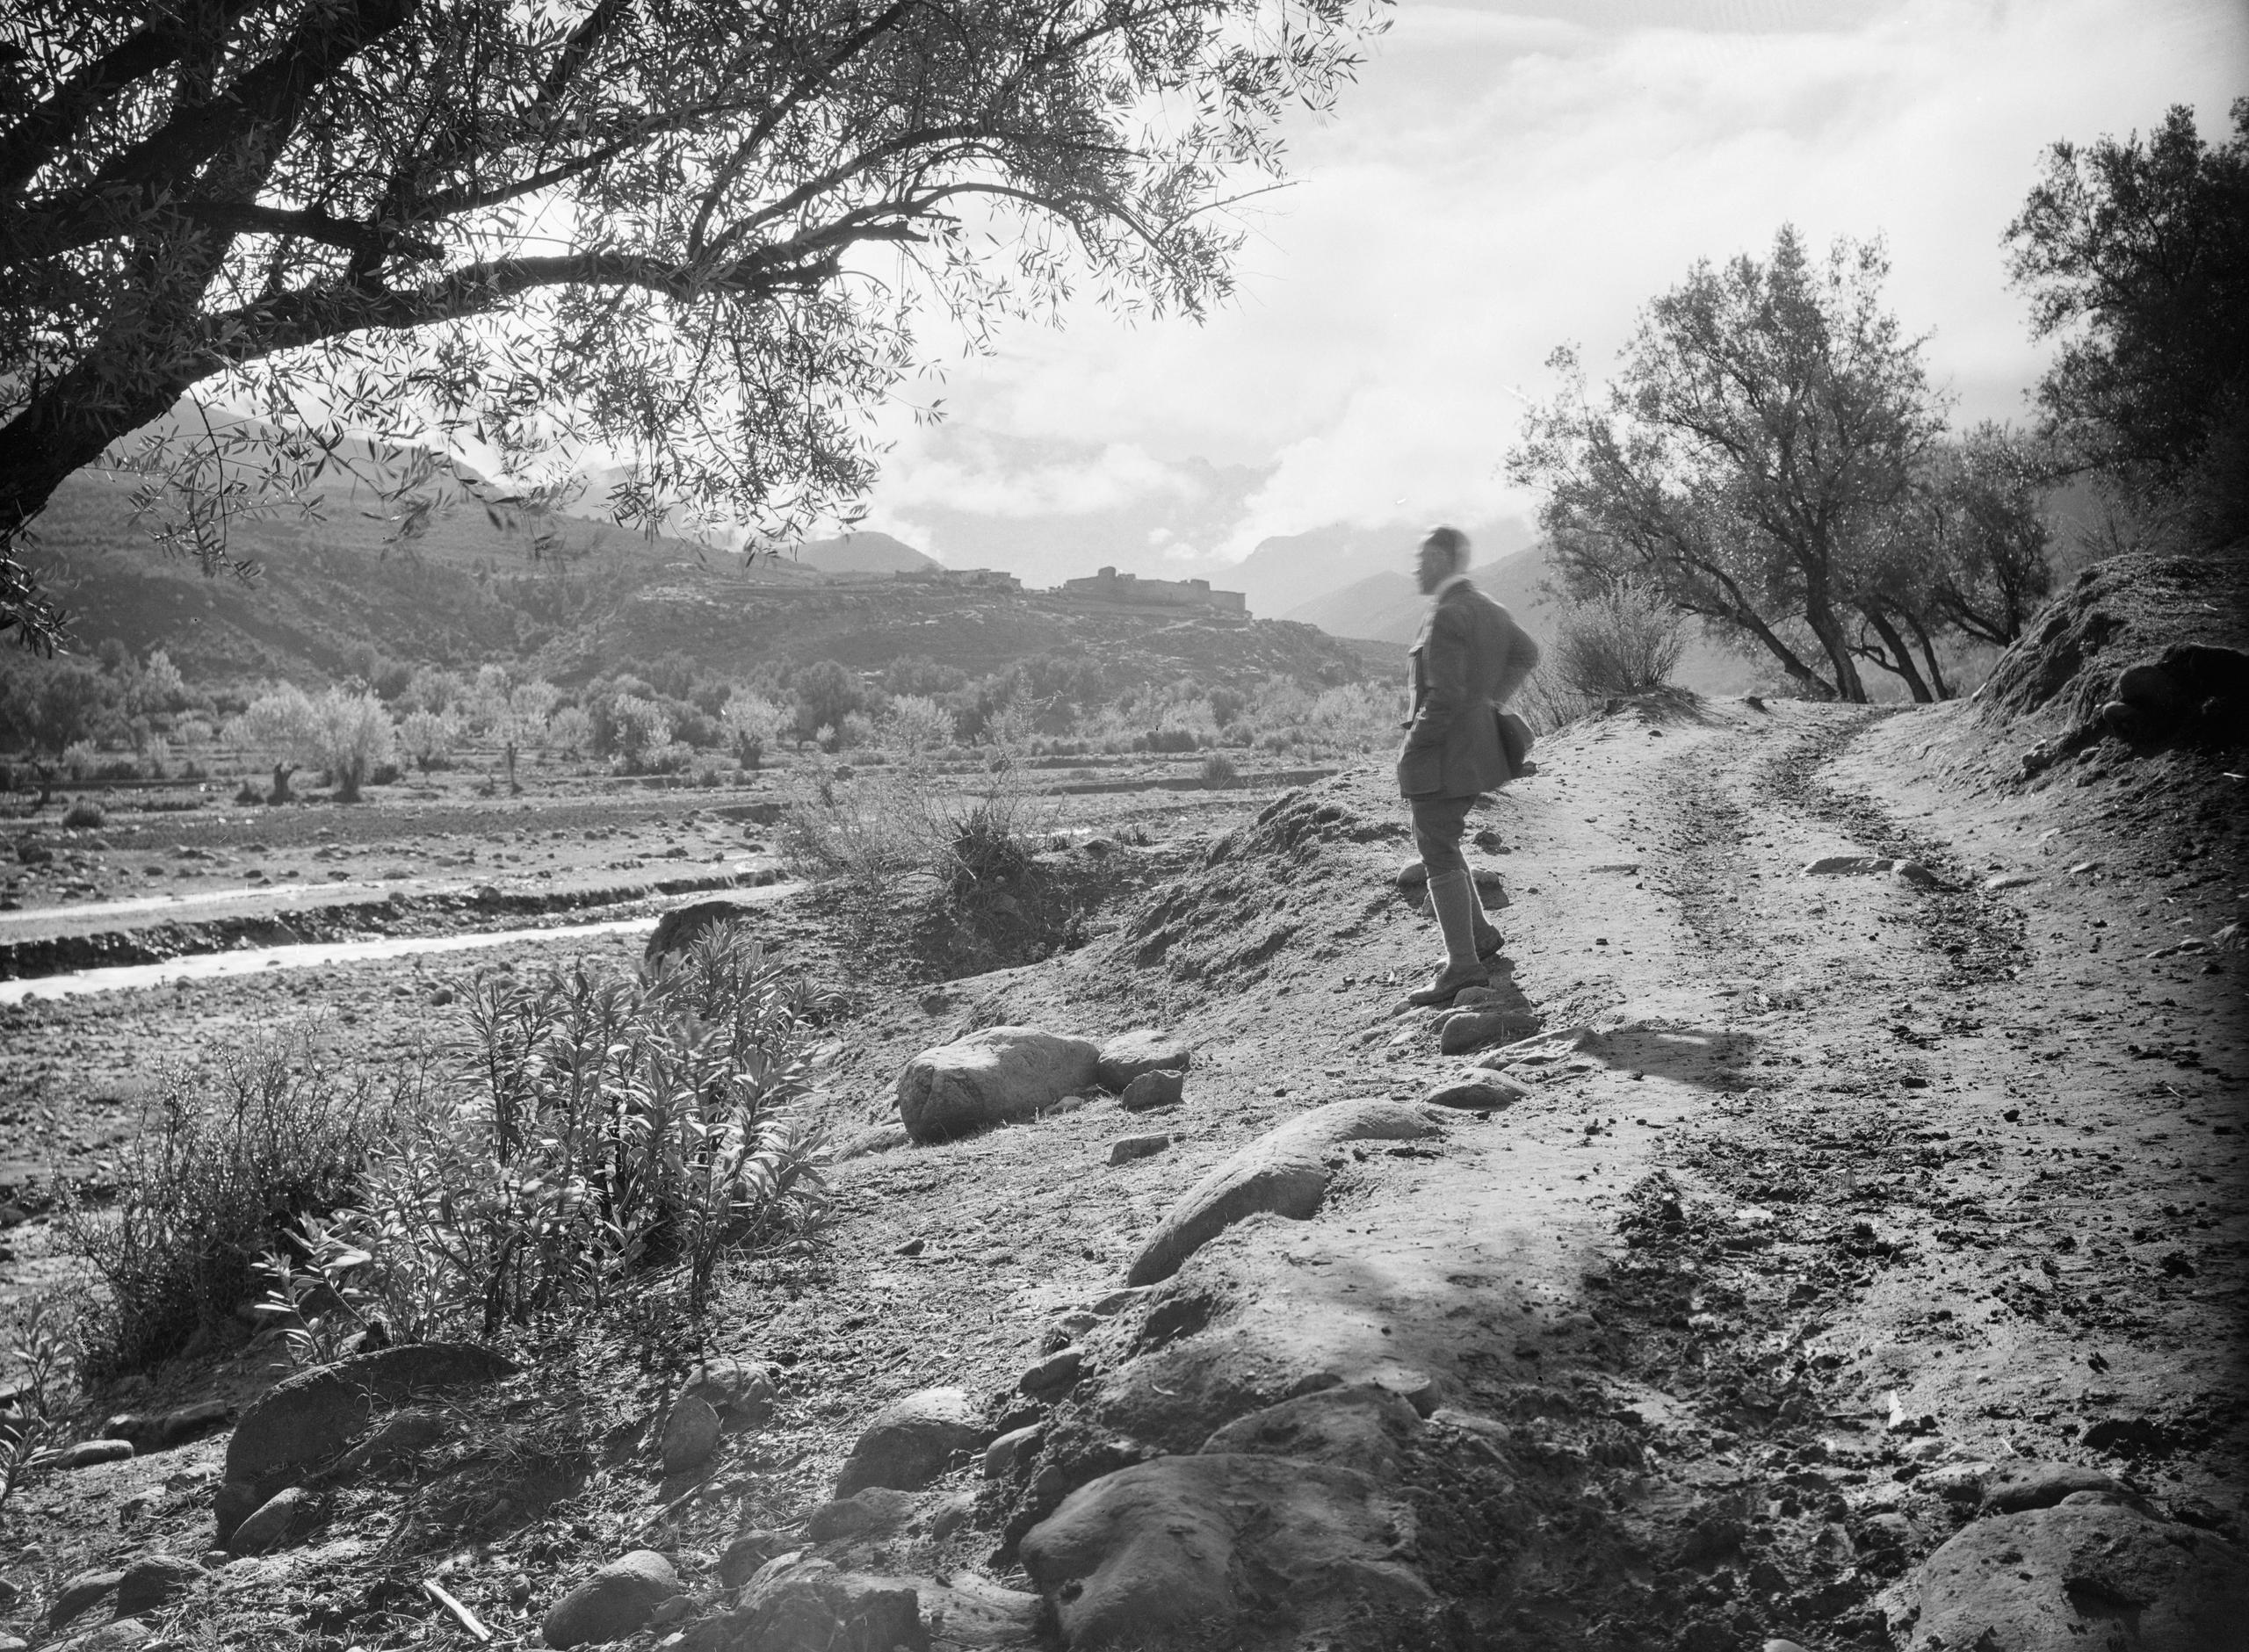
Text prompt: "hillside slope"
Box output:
[[22, 472, 1366, 691], [786, 531, 939, 574]]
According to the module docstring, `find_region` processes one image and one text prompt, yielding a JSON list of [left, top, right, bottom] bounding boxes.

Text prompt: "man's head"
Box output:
[[1415, 525, 1471, 595]]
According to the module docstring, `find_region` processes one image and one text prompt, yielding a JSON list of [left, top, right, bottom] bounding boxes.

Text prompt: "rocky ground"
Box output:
[[1, 572, 2245, 1652]]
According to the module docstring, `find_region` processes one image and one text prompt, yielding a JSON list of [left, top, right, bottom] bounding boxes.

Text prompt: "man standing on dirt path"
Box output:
[[1399, 524, 1540, 1006]]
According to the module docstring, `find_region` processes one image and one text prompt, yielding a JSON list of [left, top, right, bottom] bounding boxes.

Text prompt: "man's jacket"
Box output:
[[1398, 580, 1540, 799]]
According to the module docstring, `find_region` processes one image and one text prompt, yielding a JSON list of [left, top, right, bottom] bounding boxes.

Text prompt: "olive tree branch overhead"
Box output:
[[0, 0, 1386, 646]]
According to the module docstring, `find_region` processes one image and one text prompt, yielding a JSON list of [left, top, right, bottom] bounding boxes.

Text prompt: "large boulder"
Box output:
[[1019, 1454, 1429, 1649], [1888, 1502, 2249, 1652], [1125, 1100, 1443, 1287], [1198, 1384, 1424, 1480], [222, 1343, 517, 1490], [646, 899, 764, 963], [1094, 1031, 1191, 1093], [835, 1389, 989, 1496], [895, 1028, 1099, 1143], [541, 1550, 680, 1649]]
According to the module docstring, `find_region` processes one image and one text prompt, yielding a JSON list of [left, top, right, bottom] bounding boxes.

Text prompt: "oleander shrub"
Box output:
[[331, 926, 826, 1333]]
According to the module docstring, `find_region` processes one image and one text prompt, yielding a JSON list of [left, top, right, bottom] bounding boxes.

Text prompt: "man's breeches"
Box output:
[[1410, 794, 1475, 880]]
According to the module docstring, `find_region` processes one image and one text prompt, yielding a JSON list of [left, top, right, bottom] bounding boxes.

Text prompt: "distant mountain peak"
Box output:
[[785, 530, 937, 574]]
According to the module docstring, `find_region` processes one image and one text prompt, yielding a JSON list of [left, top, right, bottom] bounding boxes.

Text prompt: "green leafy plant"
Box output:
[[249, 1216, 379, 1368], [336, 926, 826, 1338], [0, 1291, 81, 1511]]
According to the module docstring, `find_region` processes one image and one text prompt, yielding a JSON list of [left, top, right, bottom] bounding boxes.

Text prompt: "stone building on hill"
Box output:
[[1060, 566, 1247, 613]]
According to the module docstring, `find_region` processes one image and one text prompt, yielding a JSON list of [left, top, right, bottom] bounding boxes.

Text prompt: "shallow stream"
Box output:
[[0, 880, 801, 1003]]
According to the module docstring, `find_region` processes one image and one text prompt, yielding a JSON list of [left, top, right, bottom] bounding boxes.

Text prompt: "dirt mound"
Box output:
[[1974, 553, 2249, 737], [1112, 786, 1407, 993]]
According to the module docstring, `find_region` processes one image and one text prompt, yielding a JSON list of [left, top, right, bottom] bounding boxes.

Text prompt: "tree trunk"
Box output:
[[0, 369, 192, 540], [1906, 610, 1952, 700], [1802, 588, 1868, 703], [1861, 607, 1934, 703], [1681, 569, 1837, 698]]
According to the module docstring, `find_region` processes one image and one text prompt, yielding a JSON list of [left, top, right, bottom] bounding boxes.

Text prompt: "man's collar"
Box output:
[[1432, 571, 1472, 602]]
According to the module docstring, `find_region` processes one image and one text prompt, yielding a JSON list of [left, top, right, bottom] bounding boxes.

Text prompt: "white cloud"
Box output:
[[871, 434, 1206, 519], [863, 0, 2247, 573]]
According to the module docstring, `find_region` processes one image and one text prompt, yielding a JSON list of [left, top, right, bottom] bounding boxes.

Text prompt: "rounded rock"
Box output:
[[47, 1569, 121, 1629], [1018, 1347, 1084, 1398], [227, 1486, 315, 1557], [896, 1028, 1101, 1143], [835, 1388, 988, 1496], [1107, 1133, 1172, 1166], [115, 1555, 201, 1616], [662, 1394, 722, 1475], [1117, 1070, 1184, 1112], [52, 1439, 134, 1470], [983, 1425, 1045, 1481], [1094, 1031, 1191, 1093], [540, 1550, 681, 1649]]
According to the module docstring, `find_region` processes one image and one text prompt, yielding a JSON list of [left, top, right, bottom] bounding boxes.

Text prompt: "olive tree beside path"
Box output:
[[0, 0, 1385, 645], [1509, 226, 1952, 703]]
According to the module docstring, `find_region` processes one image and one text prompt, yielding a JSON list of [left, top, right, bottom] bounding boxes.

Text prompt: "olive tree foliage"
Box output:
[[2003, 98, 2249, 550], [1510, 227, 1963, 703], [0, 0, 1389, 646], [880, 691, 957, 759], [228, 682, 395, 799], [1895, 423, 2055, 652], [719, 689, 787, 768]]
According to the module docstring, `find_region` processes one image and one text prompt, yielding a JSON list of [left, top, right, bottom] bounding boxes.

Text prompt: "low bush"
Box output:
[[1136, 726, 1203, 754], [60, 798, 105, 829], [58, 1031, 407, 1380], [935, 783, 1034, 898], [1200, 752, 1241, 789], [780, 752, 1045, 912], [777, 761, 926, 894], [1548, 581, 1687, 699]]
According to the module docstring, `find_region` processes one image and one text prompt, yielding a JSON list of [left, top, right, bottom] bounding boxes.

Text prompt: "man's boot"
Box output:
[[1409, 869, 1490, 1005], [1470, 876, 1504, 959]]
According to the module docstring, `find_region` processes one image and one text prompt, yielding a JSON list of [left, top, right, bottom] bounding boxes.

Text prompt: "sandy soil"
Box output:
[[1, 696, 2241, 1651]]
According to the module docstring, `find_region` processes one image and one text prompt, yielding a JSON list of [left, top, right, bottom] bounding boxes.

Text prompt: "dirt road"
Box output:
[[4, 695, 2242, 1651]]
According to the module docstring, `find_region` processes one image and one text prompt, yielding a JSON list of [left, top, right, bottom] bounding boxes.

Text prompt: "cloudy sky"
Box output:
[[843, 0, 2246, 605]]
